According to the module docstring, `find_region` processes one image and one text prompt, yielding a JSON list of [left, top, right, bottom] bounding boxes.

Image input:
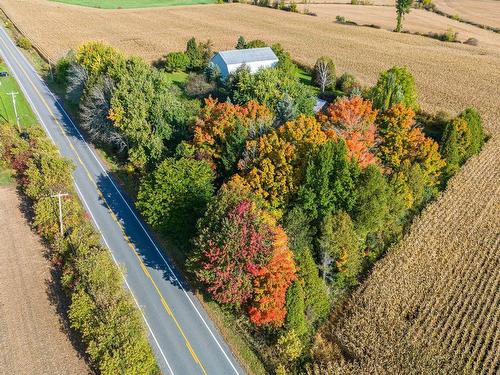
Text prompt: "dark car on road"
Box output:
[[0, 71, 8, 77]]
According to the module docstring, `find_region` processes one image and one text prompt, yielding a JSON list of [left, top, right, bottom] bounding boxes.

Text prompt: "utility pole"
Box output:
[[51, 192, 68, 237], [6, 91, 20, 132]]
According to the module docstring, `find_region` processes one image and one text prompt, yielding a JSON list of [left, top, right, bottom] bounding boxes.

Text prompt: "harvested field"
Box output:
[[300, 3, 500, 49], [1, 1, 499, 128], [434, 0, 500, 30], [0, 187, 90, 375], [312, 136, 500, 374]]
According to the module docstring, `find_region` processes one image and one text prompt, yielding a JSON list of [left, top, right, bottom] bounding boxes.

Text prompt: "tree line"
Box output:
[[0, 125, 159, 374], [55, 39, 485, 374]]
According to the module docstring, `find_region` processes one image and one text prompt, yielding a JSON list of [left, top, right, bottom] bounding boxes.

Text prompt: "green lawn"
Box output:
[[0, 64, 37, 127], [50, 0, 216, 9], [0, 167, 14, 186], [165, 70, 189, 85], [296, 67, 320, 95]]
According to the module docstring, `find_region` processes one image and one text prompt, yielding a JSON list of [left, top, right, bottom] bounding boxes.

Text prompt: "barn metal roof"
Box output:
[[216, 47, 279, 65]]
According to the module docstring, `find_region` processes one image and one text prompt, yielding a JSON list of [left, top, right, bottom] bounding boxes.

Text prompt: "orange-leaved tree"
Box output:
[[192, 97, 273, 176], [238, 115, 328, 209], [318, 96, 378, 167], [248, 227, 297, 326]]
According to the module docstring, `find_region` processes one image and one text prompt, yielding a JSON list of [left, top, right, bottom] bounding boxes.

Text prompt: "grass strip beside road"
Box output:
[[0, 63, 37, 127]]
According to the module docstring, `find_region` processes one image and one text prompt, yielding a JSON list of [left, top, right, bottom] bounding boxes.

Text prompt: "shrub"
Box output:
[[17, 36, 32, 50], [337, 72, 360, 94], [185, 72, 216, 98], [458, 107, 485, 156], [288, 1, 298, 13], [433, 28, 458, 42], [164, 51, 190, 72], [235, 35, 247, 49], [246, 39, 268, 48], [464, 37, 479, 46], [0, 124, 159, 374]]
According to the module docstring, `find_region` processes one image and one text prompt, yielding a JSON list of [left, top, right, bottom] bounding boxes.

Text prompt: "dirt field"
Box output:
[[300, 3, 500, 49], [0, 187, 90, 375], [434, 0, 500, 29]]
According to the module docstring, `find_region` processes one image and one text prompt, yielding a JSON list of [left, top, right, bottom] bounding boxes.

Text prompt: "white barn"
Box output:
[[210, 47, 279, 78]]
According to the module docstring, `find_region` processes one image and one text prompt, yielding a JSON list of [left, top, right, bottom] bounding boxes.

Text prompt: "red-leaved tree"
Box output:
[[192, 198, 273, 305], [190, 184, 297, 326]]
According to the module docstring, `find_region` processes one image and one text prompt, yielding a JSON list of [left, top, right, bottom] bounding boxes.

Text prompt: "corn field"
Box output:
[[310, 136, 500, 374]]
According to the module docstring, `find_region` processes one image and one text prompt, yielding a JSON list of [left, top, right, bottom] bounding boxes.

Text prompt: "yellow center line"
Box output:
[[0, 36, 208, 375]]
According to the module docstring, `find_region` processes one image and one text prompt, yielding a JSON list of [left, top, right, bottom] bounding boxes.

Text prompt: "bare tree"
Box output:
[[65, 62, 88, 104], [314, 57, 336, 94], [79, 76, 127, 153]]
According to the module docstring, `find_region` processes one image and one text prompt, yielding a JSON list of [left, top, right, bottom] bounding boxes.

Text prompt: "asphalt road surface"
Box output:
[[0, 26, 244, 375]]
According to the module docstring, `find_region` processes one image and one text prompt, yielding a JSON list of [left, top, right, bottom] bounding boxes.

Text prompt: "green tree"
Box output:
[[228, 64, 316, 115], [220, 122, 249, 179], [108, 58, 194, 167], [352, 165, 391, 235], [297, 247, 331, 323], [318, 212, 361, 288], [459, 108, 485, 157], [283, 207, 313, 256], [395, 0, 413, 32], [296, 140, 360, 224], [235, 35, 247, 49], [371, 66, 418, 111], [164, 51, 190, 72], [136, 157, 215, 242], [285, 280, 309, 336], [185, 37, 212, 70], [275, 93, 298, 124], [440, 119, 461, 179]]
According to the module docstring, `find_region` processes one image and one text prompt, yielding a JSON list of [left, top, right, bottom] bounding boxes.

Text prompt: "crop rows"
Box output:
[[312, 137, 500, 374]]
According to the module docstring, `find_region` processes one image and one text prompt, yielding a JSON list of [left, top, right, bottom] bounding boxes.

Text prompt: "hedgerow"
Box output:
[[0, 124, 159, 375]]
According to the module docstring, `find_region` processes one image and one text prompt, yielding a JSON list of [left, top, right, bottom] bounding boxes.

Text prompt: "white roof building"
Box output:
[[210, 47, 279, 78]]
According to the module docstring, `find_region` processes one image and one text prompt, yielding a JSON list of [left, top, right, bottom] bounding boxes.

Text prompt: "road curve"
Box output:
[[0, 26, 244, 375]]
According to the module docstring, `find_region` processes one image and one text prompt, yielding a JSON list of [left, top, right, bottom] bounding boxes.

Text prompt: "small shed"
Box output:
[[210, 47, 279, 78]]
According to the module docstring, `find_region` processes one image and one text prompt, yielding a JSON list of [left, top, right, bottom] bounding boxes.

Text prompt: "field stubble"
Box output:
[[433, 0, 500, 30], [300, 3, 500, 50]]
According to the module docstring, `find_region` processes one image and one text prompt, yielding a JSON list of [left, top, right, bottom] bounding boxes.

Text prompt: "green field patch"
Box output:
[[0, 63, 37, 127], [0, 167, 14, 186], [50, 0, 216, 9], [165, 70, 189, 85]]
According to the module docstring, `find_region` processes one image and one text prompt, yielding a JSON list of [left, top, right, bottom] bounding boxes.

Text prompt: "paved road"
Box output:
[[0, 27, 244, 375]]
